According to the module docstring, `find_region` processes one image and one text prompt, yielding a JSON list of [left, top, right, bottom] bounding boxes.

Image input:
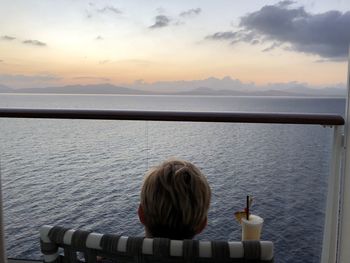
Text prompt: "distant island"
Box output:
[[0, 83, 346, 97]]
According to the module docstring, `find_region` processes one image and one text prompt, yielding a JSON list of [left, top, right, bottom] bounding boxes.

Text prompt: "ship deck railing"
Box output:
[[0, 108, 349, 263]]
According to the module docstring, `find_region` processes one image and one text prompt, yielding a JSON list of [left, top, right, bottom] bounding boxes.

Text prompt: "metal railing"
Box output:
[[0, 108, 345, 125]]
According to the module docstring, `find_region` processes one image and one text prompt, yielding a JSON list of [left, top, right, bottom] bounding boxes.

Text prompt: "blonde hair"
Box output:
[[140, 159, 211, 239]]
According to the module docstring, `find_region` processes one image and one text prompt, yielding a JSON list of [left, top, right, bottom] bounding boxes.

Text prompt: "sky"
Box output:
[[0, 0, 350, 90]]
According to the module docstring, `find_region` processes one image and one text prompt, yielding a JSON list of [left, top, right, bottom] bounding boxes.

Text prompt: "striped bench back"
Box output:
[[40, 225, 274, 263]]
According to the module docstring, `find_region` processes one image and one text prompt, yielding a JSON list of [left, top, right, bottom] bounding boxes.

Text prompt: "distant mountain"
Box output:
[[176, 87, 304, 96], [282, 86, 346, 97], [251, 89, 307, 96], [129, 77, 346, 97], [175, 87, 247, 96], [0, 83, 346, 97], [172, 86, 346, 97], [6, 83, 150, 95], [129, 76, 256, 93], [0, 84, 12, 92]]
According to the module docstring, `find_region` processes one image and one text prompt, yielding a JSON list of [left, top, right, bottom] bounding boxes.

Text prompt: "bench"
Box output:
[[40, 225, 274, 262]]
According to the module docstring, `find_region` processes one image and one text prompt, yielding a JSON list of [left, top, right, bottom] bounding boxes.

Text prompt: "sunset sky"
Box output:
[[1, 0, 350, 90]]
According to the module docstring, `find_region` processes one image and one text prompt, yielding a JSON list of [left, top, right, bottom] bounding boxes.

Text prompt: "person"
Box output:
[[138, 158, 211, 240]]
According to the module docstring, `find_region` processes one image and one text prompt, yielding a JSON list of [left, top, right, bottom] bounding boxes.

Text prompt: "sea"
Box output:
[[0, 94, 346, 263]]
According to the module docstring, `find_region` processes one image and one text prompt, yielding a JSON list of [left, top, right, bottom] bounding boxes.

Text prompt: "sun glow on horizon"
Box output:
[[0, 0, 349, 89]]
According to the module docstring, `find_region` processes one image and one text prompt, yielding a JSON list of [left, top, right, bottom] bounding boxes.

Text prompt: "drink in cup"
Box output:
[[241, 214, 263, 241], [234, 196, 264, 240]]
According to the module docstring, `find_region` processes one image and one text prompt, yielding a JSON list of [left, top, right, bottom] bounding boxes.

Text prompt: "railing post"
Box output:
[[0, 163, 7, 263], [321, 126, 343, 263], [338, 46, 350, 263], [322, 126, 343, 262]]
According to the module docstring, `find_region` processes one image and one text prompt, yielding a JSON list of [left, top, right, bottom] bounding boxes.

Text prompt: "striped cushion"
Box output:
[[40, 225, 274, 263]]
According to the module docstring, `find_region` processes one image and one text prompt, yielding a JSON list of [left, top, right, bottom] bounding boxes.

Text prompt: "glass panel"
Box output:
[[0, 118, 333, 262], [0, 118, 149, 258], [146, 121, 333, 263]]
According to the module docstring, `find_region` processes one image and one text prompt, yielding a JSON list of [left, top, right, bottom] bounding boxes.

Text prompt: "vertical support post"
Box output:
[[0, 162, 7, 263], [338, 46, 350, 263], [321, 126, 343, 263]]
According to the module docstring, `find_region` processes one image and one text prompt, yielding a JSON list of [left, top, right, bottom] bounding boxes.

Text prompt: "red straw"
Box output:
[[246, 195, 250, 220]]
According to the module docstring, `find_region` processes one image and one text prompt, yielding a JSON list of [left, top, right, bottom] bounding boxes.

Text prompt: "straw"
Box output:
[[246, 195, 250, 220]]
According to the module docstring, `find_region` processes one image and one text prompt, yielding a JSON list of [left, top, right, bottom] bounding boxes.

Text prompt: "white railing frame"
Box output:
[[0, 162, 6, 263], [338, 47, 350, 263], [321, 126, 343, 263]]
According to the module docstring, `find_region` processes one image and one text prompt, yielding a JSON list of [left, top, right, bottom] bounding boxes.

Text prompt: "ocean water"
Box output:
[[0, 94, 345, 262]]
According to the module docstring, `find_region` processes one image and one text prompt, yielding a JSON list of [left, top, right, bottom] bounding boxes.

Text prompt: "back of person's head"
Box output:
[[139, 158, 211, 239]]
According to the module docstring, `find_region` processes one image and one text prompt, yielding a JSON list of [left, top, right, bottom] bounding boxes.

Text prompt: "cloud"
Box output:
[[206, 31, 238, 40], [179, 8, 201, 17], [85, 5, 122, 19], [315, 57, 347, 63], [149, 15, 171, 29], [22, 39, 47, 47], [117, 59, 151, 67], [99, 60, 110, 65], [97, 6, 122, 15], [95, 35, 103, 40], [0, 74, 61, 88], [277, 0, 295, 8], [86, 11, 93, 19], [73, 76, 110, 81], [206, 1, 350, 59], [156, 7, 166, 14], [1, 36, 47, 47], [262, 42, 283, 52], [1, 35, 16, 41], [0, 74, 59, 82], [206, 30, 257, 45]]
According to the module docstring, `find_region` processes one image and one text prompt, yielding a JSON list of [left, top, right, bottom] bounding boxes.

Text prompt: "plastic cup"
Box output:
[[241, 214, 263, 241]]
